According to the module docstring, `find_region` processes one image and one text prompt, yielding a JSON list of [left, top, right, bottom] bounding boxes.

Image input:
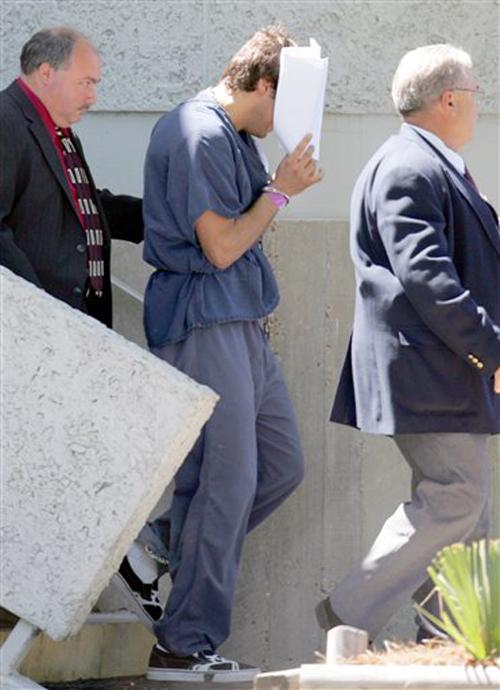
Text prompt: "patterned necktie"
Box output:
[[56, 127, 105, 297]]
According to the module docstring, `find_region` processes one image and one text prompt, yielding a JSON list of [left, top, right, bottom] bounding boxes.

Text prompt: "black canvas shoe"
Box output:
[[146, 644, 260, 683], [111, 556, 163, 631]]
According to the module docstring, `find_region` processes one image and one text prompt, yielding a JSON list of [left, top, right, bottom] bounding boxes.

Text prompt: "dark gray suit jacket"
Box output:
[[0, 80, 143, 327], [332, 125, 500, 434]]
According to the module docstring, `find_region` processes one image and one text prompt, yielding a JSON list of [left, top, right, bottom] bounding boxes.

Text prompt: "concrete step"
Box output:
[[0, 624, 153, 684]]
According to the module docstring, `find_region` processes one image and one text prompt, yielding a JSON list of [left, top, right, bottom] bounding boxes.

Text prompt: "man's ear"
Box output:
[[256, 78, 274, 96], [440, 89, 456, 113], [37, 62, 54, 86]]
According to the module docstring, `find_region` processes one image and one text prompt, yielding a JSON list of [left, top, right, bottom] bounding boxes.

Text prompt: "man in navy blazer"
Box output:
[[316, 44, 499, 642]]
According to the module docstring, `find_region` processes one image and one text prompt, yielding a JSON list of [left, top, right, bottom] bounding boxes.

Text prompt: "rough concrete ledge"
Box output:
[[0, 268, 218, 640], [255, 663, 500, 689]]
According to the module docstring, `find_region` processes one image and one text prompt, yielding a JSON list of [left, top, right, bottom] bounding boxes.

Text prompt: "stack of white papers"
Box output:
[[274, 39, 328, 160]]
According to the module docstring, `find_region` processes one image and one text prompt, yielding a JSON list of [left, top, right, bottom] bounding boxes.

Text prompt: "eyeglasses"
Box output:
[[453, 87, 482, 94], [451, 86, 482, 104]]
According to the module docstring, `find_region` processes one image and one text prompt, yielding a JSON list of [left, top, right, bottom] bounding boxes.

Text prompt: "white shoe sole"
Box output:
[[146, 667, 260, 683], [110, 571, 156, 632]]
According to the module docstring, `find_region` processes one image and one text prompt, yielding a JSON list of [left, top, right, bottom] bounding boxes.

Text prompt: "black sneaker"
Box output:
[[111, 556, 163, 632], [146, 644, 260, 683]]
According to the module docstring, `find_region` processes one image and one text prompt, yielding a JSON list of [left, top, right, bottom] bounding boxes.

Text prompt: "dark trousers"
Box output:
[[143, 321, 304, 654]]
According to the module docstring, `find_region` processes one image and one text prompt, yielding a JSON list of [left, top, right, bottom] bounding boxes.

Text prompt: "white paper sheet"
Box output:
[[274, 39, 328, 160]]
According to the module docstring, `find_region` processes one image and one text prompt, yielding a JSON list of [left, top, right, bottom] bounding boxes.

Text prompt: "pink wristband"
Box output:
[[262, 185, 290, 209]]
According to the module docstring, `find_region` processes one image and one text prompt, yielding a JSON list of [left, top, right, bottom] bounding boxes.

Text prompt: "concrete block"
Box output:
[[0, 672, 45, 689], [0, 622, 154, 682], [0, 267, 218, 640], [326, 625, 369, 663]]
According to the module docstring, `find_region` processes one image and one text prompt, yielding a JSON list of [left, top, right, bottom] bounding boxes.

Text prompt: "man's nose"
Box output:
[[86, 84, 97, 105]]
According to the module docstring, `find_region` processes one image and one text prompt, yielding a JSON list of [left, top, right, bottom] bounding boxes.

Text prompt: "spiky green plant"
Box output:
[[415, 539, 500, 660]]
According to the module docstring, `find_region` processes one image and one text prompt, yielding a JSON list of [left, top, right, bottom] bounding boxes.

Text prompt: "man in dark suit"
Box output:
[[0, 26, 143, 327], [316, 44, 500, 642]]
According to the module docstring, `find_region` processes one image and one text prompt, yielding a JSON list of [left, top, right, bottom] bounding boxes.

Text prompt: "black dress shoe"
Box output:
[[315, 596, 344, 631], [415, 614, 448, 643]]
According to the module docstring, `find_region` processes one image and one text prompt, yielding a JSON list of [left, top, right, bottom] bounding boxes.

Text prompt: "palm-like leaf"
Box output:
[[415, 539, 500, 661]]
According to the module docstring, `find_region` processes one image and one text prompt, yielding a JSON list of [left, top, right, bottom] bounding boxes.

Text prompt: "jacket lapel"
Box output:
[[443, 166, 500, 255], [400, 125, 500, 256], [29, 119, 82, 219], [8, 82, 82, 225]]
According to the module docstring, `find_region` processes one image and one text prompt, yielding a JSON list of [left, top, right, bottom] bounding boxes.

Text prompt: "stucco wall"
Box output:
[[1, 0, 498, 113], [1, 0, 499, 677]]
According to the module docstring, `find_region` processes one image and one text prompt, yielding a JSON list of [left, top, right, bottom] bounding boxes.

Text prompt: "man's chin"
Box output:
[[74, 107, 90, 121], [253, 128, 272, 139]]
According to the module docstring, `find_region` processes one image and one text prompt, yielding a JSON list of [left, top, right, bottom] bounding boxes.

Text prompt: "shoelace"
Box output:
[[196, 652, 238, 669], [204, 653, 225, 663], [145, 543, 169, 566]]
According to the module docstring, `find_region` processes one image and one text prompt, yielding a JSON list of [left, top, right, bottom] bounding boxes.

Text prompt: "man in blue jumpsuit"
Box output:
[[122, 26, 323, 683]]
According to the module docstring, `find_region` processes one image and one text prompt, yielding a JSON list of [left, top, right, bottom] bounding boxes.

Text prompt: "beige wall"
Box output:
[[76, 111, 499, 217]]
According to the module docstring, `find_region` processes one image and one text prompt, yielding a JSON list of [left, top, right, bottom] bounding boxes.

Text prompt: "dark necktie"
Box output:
[[56, 127, 105, 297], [464, 167, 499, 229], [464, 167, 479, 192]]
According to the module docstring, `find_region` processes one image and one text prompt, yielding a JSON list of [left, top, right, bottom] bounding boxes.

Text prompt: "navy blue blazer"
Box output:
[[331, 125, 500, 434]]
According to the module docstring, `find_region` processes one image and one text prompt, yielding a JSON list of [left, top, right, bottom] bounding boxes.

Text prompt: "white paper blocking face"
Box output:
[[274, 39, 328, 159]]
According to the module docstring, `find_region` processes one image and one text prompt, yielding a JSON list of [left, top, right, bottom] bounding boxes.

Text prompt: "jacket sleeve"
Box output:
[[0, 110, 42, 287], [98, 188, 144, 244], [375, 163, 500, 377]]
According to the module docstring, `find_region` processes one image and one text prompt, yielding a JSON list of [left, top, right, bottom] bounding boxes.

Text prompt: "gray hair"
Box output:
[[20, 27, 91, 74], [391, 44, 473, 116]]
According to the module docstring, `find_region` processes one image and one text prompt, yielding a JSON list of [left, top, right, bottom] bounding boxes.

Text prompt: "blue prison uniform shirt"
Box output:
[[143, 90, 280, 346]]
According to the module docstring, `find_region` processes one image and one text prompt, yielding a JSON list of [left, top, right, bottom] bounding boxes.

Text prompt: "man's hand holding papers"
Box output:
[[272, 133, 324, 196]]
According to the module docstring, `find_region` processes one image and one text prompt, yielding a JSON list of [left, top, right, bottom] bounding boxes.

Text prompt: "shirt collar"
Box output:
[[402, 122, 465, 175], [16, 77, 72, 140]]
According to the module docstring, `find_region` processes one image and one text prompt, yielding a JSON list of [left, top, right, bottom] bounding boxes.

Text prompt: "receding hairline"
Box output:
[[47, 27, 99, 56], [20, 26, 98, 75]]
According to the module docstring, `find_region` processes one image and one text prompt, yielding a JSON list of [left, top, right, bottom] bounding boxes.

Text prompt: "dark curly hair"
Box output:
[[221, 25, 295, 92]]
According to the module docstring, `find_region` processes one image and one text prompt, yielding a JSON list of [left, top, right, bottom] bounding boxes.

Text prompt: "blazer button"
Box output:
[[73, 286, 83, 296], [477, 362, 484, 369], [76, 243, 86, 253]]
